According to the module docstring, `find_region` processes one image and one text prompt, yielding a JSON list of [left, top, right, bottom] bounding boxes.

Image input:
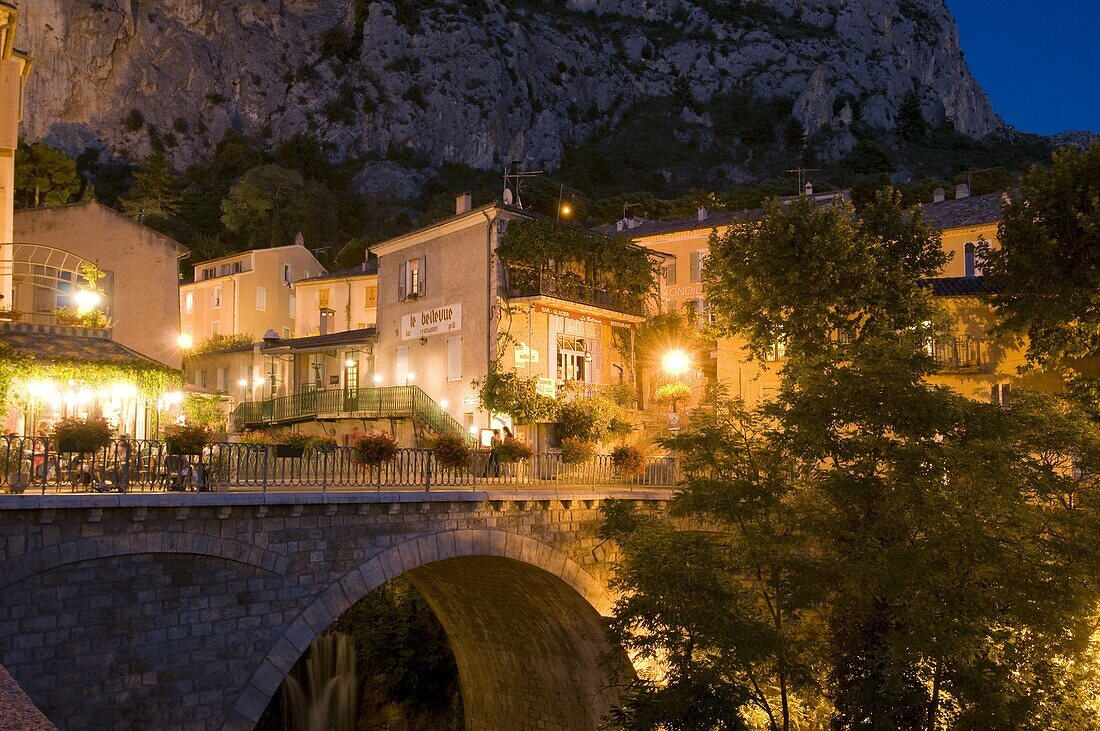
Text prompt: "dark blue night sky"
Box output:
[[946, 0, 1099, 135]]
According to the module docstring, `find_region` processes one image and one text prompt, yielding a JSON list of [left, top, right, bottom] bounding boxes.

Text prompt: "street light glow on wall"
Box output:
[[177, 333, 193, 349], [73, 289, 101, 313], [662, 349, 691, 376], [373, 374, 383, 384]]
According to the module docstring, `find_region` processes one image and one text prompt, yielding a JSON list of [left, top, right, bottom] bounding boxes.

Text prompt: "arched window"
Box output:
[[964, 242, 976, 278]]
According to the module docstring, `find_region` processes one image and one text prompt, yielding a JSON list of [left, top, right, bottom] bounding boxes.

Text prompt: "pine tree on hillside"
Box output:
[[121, 151, 182, 220]]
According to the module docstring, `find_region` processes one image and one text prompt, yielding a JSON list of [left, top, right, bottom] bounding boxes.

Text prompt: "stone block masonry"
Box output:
[[0, 489, 670, 730]]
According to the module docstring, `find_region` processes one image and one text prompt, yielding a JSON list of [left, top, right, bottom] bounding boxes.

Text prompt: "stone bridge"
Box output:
[[0, 488, 671, 731]]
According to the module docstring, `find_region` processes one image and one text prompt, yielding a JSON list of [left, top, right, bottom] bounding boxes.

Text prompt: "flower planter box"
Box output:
[[273, 444, 304, 458]]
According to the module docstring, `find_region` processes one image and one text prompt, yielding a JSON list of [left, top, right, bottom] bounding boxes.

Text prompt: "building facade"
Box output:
[[179, 243, 324, 345], [292, 258, 378, 337], [14, 201, 186, 368]]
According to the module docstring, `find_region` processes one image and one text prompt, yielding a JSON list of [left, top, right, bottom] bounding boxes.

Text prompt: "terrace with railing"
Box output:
[[231, 385, 474, 444], [0, 244, 112, 328], [501, 264, 647, 318], [0, 436, 681, 494]]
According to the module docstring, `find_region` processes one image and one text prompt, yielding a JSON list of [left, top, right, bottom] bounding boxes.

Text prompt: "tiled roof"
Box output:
[[298, 260, 378, 282], [922, 276, 1002, 297], [0, 323, 173, 368], [919, 192, 1005, 231], [596, 190, 851, 239], [262, 327, 377, 352]]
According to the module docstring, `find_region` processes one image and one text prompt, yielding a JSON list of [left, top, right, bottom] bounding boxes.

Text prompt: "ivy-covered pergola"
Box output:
[[1, 325, 183, 439]]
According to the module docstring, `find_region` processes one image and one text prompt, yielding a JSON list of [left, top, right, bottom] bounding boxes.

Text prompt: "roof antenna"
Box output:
[[503, 162, 543, 209]]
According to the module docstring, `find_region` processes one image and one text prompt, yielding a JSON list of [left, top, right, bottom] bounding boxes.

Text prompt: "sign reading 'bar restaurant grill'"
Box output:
[[402, 303, 462, 340]]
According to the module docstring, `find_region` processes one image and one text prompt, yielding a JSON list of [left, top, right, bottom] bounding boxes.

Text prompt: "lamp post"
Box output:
[[661, 348, 691, 414]]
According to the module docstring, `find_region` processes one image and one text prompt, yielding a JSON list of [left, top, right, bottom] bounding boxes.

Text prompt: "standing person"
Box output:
[[117, 435, 132, 492], [488, 429, 502, 478], [502, 425, 514, 440]]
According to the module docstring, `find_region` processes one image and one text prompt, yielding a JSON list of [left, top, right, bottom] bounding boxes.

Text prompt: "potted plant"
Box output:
[[0, 307, 22, 322], [429, 433, 471, 471], [611, 445, 645, 477], [494, 437, 533, 464], [53, 417, 112, 454], [275, 432, 309, 458], [308, 436, 338, 452], [164, 424, 212, 455], [559, 437, 596, 465], [352, 431, 399, 466]]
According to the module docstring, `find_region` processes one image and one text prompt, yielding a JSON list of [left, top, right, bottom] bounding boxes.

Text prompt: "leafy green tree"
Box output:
[[220, 164, 337, 247], [14, 142, 81, 208], [120, 151, 181, 220], [984, 143, 1100, 407], [606, 192, 1100, 729]]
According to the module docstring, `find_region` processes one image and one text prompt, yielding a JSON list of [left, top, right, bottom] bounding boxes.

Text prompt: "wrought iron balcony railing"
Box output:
[[501, 265, 646, 317]]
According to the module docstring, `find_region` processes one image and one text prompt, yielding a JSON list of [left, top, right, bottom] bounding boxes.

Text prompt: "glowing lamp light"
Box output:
[[238, 379, 249, 388], [560, 204, 572, 217], [662, 349, 691, 376], [469, 426, 479, 436], [253, 377, 266, 387], [76, 388, 94, 405], [73, 289, 102, 313], [177, 333, 194, 349], [344, 358, 356, 368], [406, 372, 415, 383], [372, 374, 383, 384], [439, 399, 449, 409]]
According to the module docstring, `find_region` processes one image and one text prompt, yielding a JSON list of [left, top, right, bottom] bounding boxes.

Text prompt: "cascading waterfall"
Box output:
[[282, 632, 358, 731]]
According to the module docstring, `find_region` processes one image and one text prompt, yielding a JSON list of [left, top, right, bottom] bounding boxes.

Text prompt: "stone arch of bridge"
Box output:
[[229, 528, 627, 731]]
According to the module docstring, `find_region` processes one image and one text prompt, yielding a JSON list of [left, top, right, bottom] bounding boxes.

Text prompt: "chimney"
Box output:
[[804, 181, 813, 196], [955, 183, 970, 200], [456, 192, 472, 215], [933, 187, 946, 203], [627, 218, 639, 230], [616, 220, 624, 232], [319, 308, 335, 336], [697, 206, 708, 222]]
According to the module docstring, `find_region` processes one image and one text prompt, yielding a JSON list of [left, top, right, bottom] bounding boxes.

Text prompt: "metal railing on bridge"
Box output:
[[0, 436, 681, 495]]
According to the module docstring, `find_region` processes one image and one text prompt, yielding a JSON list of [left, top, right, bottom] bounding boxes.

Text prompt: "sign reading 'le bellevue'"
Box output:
[[402, 303, 462, 340]]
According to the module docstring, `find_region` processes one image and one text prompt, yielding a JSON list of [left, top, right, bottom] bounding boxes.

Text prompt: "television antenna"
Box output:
[[786, 168, 820, 194], [503, 163, 544, 209]]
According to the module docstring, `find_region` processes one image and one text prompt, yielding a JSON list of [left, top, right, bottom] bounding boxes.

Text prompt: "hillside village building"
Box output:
[[292, 258, 378, 337], [178, 242, 324, 345]]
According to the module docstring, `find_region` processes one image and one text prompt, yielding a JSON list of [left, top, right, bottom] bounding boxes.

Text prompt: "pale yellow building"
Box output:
[[625, 185, 1039, 410], [0, 3, 32, 310], [179, 243, 325, 345], [293, 257, 378, 337], [14, 201, 187, 367]]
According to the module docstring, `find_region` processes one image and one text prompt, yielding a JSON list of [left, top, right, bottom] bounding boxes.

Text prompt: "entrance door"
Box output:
[[556, 335, 587, 383]]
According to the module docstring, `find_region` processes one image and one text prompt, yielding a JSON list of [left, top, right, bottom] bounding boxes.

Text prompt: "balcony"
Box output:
[[501, 264, 646, 318], [929, 336, 992, 373]]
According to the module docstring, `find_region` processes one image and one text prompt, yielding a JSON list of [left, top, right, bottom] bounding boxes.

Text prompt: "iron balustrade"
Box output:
[[502, 265, 646, 317], [0, 436, 681, 494]]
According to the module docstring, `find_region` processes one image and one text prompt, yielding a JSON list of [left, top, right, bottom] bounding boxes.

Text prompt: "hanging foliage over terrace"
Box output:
[[497, 219, 659, 305]]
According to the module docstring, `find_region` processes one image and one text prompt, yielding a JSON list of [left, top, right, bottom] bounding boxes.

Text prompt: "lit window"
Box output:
[[399, 257, 426, 300]]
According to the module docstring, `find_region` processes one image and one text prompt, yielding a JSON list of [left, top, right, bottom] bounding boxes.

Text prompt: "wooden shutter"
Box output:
[[690, 251, 702, 283], [398, 261, 407, 301], [447, 336, 462, 381], [418, 255, 427, 296]]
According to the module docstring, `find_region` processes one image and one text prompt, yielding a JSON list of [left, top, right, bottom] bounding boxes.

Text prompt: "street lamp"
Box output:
[[405, 372, 415, 386], [177, 332, 193, 350], [662, 349, 690, 377]]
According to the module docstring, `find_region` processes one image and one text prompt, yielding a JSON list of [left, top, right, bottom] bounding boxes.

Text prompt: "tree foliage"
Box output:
[[121, 151, 181, 220], [221, 164, 338, 247], [605, 191, 1100, 730], [984, 142, 1100, 404], [15, 142, 81, 208]]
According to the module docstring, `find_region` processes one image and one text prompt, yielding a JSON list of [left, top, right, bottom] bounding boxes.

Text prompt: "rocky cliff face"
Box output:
[[17, 0, 1002, 175]]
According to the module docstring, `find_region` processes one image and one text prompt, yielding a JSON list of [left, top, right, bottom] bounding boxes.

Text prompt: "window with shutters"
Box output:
[[211, 320, 221, 336], [689, 250, 707, 283], [232, 261, 242, 274], [964, 242, 976, 278], [447, 336, 462, 382], [282, 326, 291, 339], [318, 288, 330, 309], [216, 367, 227, 392], [184, 292, 194, 313], [399, 256, 426, 300], [364, 285, 377, 307], [283, 264, 293, 285], [288, 295, 296, 317], [212, 287, 222, 309], [256, 286, 267, 312], [201, 267, 216, 280], [664, 259, 677, 286]]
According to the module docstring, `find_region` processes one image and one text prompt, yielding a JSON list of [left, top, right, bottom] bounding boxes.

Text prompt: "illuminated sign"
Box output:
[[402, 303, 461, 340]]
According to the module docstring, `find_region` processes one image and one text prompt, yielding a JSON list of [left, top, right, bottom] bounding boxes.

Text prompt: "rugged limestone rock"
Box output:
[[18, 0, 1002, 172]]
